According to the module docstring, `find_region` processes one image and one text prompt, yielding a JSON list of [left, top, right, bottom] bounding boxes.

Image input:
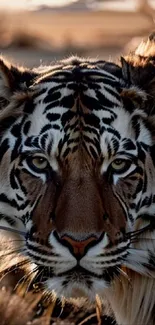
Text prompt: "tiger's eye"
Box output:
[[31, 157, 48, 170], [111, 159, 130, 173]]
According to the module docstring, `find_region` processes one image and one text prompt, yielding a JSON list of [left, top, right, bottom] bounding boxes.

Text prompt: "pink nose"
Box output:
[[61, 235, 96, 257]]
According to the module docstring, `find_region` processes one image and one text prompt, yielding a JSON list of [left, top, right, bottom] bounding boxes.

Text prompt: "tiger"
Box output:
[[1, 34, 155, 325]]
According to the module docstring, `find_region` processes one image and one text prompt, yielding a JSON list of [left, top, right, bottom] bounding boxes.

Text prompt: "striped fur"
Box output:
[[1, 36, 155, 324]]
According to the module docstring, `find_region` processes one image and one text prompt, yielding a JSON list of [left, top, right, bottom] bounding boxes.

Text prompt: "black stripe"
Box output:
[[46, 113, 60, 122], [10, 167, 19, 189], [44, 91, 61, 104], [0, 213, 16, 226], [0, 193, 19, 209], [23, 121, 31, 135]]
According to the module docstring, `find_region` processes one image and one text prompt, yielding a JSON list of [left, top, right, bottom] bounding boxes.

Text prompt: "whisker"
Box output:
[[126, 224, 152, 241], [130, 240, 139, 244], [29, 267, 46, 294], [116, 266, 131, 284], [129, 231, 148, 238], [129, 235, 155, 242], [15, 265, 39, 294], [0, 259, 31, 281], [126, 224, 152, 236], [41, 282, 56, 307], [27, 267, 41, 289], [78, 313, 97, 325], [0, 226, 26, 237]]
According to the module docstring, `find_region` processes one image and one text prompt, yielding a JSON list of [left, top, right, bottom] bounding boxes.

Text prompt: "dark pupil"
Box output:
[[115, 160, 123, 165]]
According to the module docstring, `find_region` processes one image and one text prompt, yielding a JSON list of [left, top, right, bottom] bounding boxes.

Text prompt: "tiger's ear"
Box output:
[[121, 34, 155, 114], [0, 57, 37, 110]]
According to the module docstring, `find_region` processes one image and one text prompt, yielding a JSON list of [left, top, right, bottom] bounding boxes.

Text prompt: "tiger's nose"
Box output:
[[61, 235, 97, 258]]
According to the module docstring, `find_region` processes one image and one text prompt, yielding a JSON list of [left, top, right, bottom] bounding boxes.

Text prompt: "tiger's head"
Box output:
[[1, 37, 155, 300]]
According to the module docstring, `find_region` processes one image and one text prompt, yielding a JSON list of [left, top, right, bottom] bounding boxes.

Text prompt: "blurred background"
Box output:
[[0, 0, 154, 68]]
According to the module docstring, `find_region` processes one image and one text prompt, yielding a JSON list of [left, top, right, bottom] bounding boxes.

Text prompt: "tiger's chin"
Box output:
[[44, 265, 113, 300], [45, 275, 108, 300], [33, 259, 122, 300]]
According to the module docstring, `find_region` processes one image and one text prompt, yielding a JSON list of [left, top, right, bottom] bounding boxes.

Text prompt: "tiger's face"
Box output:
[[0, 56, 155, 298]]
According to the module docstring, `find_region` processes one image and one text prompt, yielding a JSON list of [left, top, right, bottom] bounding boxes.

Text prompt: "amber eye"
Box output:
[[110, 159, 131, 173], [28, 156, 49, 172]]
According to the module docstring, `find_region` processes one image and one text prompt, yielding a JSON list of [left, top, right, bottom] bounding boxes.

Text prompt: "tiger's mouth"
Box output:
[[25, 234, 130, 297], [35, 264, 120, 282], [29, 263, 121, 298]]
